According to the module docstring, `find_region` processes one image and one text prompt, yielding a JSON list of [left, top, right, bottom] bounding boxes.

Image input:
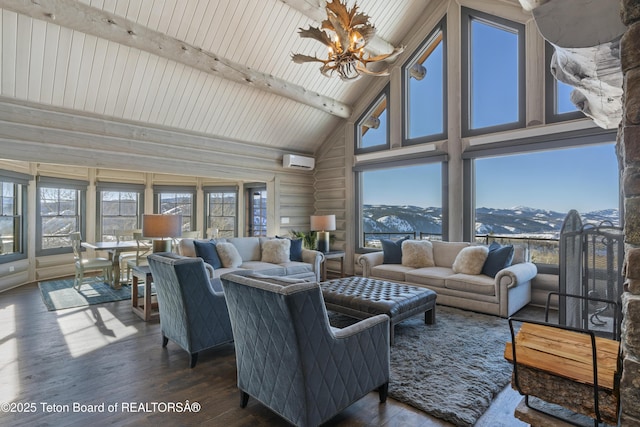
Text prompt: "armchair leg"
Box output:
[[378, 382, 389, 403], [189, 352, 199, 368], [162, 335, 169, 347], [240, 391, 249, 408]]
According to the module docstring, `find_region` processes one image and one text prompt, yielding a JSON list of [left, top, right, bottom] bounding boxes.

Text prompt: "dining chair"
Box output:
[[69, 232, 114, 291], [125, 231, 152, 283], [206, 228, 219, 239], [171, 230, 202, 252], [116, 229, 141, 283]]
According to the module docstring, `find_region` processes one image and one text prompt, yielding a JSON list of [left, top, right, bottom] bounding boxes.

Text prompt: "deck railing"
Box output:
[[363, 232, 561, 266]]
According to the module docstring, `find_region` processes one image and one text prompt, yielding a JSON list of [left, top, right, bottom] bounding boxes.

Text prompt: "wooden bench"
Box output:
[[504, 321, 621, 426]]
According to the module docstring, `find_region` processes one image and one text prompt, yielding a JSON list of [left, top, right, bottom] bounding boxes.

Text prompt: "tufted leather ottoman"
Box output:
[[320, 276, 436, 345]]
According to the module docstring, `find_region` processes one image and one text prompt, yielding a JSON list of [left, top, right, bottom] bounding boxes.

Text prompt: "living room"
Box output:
[[1, 0, 639, 425]]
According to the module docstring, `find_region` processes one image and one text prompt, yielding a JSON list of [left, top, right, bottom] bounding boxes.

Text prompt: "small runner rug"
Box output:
[[38, 279, 132, 311]]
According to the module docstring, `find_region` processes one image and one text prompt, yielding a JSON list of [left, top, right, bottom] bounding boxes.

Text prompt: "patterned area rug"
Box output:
[[329, 305, 513, 427], [38, 279, 132, 311]]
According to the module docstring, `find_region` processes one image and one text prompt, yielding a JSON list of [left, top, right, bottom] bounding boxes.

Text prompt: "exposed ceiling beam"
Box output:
[[279, 0, 398, 56], [0, 0, 351, 119]]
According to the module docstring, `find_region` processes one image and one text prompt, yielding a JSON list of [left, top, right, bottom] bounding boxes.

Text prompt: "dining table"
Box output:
[[81, 240, 145, 289]]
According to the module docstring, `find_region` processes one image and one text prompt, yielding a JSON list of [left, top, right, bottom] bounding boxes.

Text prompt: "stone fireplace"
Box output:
[[518, 0, 640, 423], [620, 1, 640, 424]]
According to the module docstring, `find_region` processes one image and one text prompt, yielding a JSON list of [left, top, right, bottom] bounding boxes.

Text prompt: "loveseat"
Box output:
[[358, 240, 537, 318], [178, 237, 324, 282]]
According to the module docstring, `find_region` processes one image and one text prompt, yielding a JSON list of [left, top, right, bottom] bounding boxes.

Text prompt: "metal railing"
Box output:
[[363, 232, 562, 266]]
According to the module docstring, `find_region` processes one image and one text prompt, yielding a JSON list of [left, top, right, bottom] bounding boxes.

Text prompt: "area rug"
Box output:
[[329, 305, 513, 427], [38, 279, 132, 311]]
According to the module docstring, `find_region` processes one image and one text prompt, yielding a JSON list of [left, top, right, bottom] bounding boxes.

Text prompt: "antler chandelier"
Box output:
[[292, 0, 403, 81]]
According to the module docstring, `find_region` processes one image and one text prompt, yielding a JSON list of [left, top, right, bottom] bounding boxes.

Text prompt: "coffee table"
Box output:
[[320, 276, 437, 345]]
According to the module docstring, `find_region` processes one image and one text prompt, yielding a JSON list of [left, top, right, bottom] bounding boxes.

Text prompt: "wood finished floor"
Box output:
[[0, 282, 527, 427]]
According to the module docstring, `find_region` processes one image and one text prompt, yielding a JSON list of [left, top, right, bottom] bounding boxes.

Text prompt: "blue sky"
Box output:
[[475, 143, 618, 212], [362, 19, 619, 215], [363, 142, 618, 213]]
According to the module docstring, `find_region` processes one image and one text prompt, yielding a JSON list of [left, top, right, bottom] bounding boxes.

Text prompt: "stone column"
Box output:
[[620, 1, 640, 425]]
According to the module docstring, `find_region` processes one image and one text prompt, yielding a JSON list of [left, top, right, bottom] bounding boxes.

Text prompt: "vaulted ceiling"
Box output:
[[0, 0, 434, 155]]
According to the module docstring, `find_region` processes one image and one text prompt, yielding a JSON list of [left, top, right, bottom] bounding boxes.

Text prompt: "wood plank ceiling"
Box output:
[[0, 0, 430, 154]]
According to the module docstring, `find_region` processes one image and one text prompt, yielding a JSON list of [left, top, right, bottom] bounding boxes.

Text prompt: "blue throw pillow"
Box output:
[[276, 236, 303, 261], [481, 242, 514, 277], [193, 240, 222, 269], [381, 235, 410, 264]]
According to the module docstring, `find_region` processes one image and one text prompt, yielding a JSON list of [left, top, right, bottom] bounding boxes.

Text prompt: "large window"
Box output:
[[462, 8, 525, 136], [470, 138, 619, 265], [357, 161, 444, 249], [154, 186, 196, 232], [205, 186, 237, 238], [37, 177, 87, 256], [403, 18, 447, 145], [97, 183, 145, 241], [545, 42, 584, 123], [0, 170, 30, 263], [246, 184, 267, 237], [355, 87, 389, 154]]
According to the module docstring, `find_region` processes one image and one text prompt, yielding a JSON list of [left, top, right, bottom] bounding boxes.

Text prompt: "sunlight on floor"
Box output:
[[56, 306, 138, 358], [0, 304, 19, 403]]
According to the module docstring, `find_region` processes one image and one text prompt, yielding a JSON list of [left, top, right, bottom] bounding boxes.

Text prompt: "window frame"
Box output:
[[96, 182, 145, 241], [402, 16, 448, 146], [203, 185, 238, 238], [36, 176, 88, 256], [461, 7, 526, 137], [245, 183, 267, 237], [353, 155, 449, 252], [0, 170, 30, 264], [462, 128, 620, 270], [355, 85, 391, 155], [544, 41, 585, 124], [153, 185, 197, 233]]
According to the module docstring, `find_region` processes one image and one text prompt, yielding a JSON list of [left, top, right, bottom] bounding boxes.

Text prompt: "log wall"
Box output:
[[0, 97, 315, 292]]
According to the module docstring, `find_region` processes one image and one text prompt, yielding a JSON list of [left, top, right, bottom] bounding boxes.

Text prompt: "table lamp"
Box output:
[[310, 214, 336, 253], [142, 214, 183, 252]]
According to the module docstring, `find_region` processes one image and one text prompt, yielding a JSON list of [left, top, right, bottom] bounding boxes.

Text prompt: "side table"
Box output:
[[131, 264, 159, 321], [322, 250, 345, 281]]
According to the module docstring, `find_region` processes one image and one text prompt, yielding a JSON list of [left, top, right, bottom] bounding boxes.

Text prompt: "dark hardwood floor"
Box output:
[[0, 282, 527, 427]]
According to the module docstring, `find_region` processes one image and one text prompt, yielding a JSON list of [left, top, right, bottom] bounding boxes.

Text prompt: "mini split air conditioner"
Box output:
[[283, 154, 315, 170]]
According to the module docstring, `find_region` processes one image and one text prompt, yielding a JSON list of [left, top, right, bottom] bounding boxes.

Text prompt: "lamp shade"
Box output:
[[310, 215, 336, 232], [142, 214, 183, 238]]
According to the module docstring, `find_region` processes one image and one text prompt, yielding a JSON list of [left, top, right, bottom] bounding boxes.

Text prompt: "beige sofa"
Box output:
[[358, 241, 537, 318], [178, 237, 324, 281]]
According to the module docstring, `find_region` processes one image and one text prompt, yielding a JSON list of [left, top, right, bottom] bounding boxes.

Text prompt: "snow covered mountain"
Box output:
[[363, 205, 620, 238]]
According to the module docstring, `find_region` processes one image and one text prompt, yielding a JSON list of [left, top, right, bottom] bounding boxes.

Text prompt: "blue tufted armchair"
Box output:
[[221, 272, 390, 427], [147, 253, 234, 368]]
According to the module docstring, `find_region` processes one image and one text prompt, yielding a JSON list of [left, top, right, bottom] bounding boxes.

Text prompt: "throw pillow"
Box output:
[[289, 238, 303, 262], [215, 242, 243, 268], [276, 236, 303, 262], [193, 240, 222, 269], [401, 240, 435, 268], [481, 242, 515, 277], [262, 239, 291, 264], [381, 235, 410, 264], [452, 246, 490, 275]]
